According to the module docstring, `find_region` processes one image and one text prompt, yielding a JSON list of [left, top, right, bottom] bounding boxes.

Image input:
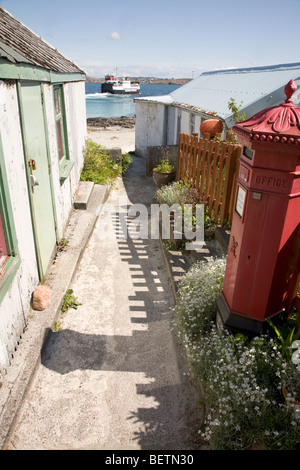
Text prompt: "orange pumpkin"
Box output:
[[200, 119, 223, 137]]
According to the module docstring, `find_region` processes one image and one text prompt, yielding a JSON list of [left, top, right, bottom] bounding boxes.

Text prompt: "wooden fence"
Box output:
[[177, 133, 242, 226]]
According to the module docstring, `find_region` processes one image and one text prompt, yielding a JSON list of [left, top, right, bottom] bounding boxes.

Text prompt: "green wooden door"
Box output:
[[19, 82, 57, 278]]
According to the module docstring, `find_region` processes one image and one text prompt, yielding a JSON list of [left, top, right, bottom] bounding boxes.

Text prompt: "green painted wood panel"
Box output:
[[19, 82, 56, 277], [0, 59, 85, 83]]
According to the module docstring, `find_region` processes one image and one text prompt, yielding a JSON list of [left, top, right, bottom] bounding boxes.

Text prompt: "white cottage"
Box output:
[[135, 62, 300, 157], [0, 8, 86, 366]]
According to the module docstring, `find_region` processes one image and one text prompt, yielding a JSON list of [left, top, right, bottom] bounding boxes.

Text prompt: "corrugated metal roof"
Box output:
[[136, 63, 300, 126], [134, 94, 175, 105], [0, 7, 85, 75]]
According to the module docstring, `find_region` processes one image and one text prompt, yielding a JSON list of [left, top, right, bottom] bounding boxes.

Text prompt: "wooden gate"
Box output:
[[177, 133, 242, 225]]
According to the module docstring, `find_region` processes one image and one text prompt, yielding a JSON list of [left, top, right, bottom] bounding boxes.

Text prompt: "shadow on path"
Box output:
[[40, 155, 204, 450]]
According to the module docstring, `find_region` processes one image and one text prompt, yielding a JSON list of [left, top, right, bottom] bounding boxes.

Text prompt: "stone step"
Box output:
[[73, 181, 94, 210]]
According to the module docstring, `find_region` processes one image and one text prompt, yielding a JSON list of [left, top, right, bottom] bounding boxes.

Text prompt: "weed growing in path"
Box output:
[[61, 289, 81, 314]]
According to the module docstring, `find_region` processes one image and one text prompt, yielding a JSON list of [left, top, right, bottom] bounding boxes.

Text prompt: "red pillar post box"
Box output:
[[217, 80, 300, 335]]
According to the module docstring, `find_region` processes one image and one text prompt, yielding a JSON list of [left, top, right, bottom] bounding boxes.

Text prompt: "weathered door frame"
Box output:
[[17, 80, 58, 280]]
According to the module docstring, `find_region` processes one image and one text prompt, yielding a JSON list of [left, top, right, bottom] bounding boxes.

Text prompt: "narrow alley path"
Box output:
[[7, 156, 203, 450]]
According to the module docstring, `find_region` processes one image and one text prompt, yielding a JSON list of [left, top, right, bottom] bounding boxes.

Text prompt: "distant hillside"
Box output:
[[86, 76, 191, 85], [86, 76, 103, 82], [146, 78, 191, 85]]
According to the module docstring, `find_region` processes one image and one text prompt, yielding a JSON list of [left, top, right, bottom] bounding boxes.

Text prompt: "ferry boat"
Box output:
[[101, 74, 140, 94]]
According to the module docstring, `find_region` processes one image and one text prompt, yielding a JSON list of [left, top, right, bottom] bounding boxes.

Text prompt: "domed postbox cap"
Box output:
[[233, 80, 300, 144]]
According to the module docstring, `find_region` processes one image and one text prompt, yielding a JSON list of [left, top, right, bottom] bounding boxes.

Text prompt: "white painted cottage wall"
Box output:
[[193, 114, 202, 135], [180, 110, 191, 135], [135, 101, 167, 157], [0, 81, 39, 366], [166, 106, 176, 145], [64, 81, 86, 192], [43, 81, 86, 237], [136, 101, 213, 156], [0, 79, 86, 367], [171, 109, 203, 141]]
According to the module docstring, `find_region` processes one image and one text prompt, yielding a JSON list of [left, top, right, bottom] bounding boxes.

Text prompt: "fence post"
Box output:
[[220, 144, 241, 226], [177, 133, 185, 181]]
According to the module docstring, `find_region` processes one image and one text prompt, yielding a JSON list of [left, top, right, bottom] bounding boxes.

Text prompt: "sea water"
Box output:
[[85, 82, 181, 119]]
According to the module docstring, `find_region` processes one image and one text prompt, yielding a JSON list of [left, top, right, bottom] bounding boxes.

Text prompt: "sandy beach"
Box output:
[[87, 116, 136, 154]]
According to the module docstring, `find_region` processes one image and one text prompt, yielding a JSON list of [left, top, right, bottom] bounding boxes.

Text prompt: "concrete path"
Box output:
[[5, 156, 203, 450]]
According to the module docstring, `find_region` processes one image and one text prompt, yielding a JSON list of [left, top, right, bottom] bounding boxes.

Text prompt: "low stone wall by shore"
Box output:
[[87, 116, 136, 129]]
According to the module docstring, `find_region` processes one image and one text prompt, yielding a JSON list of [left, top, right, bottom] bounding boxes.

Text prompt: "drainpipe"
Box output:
[[163, 104, 168, 146]]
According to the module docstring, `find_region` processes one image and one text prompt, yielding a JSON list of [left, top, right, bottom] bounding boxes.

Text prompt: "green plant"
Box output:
[[228, 97, 246, 123], [80, 139, 123, 185], [267, 316, 300, 362], [121, 152, 133, 174], [53, 321, 63, 331], [61, 289, 81, 313], [155, 156, 175, 173], [154, 147, 175, 173], [57, 237, 69, 251], [267, 313, 300, 404], [204, 208, 218, 241], [164, 240, 177, 251], [227, 98, 246, 143], [284, 362, 300, 401]]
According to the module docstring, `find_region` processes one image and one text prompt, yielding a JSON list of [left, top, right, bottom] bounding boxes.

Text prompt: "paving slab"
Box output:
[[73, 181, 95, 210]]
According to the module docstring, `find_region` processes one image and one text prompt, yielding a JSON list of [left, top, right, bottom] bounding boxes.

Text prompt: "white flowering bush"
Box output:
[[193, 328, 300, 449], [173, 257, 300, 450], [174, 257, 227, 340], [156, 180, 191, 206]]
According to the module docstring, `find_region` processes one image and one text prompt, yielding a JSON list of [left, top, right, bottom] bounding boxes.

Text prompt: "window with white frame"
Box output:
[[53, 85, 72, 181]]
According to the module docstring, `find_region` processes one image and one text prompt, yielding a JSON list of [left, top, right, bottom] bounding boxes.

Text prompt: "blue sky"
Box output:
[[1, 0, 300, 78]]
